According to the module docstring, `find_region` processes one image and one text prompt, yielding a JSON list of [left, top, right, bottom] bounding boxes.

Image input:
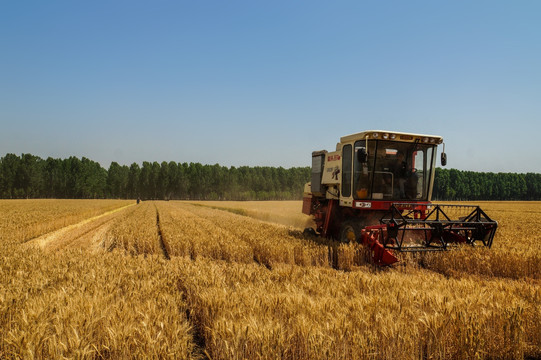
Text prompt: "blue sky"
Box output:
[[1, 1, 540, 172]]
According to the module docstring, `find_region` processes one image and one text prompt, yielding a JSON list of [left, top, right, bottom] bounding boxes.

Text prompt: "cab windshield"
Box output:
[[353, 140, 436, 201]]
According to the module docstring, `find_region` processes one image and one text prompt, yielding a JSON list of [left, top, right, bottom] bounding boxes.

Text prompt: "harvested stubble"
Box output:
[[28, 204, 135, 253], [0, 199, 132, 244]]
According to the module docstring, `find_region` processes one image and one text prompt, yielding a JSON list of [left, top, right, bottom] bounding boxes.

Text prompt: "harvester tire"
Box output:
[[339, 221, 362, 243], [303, 227, 317, 237]]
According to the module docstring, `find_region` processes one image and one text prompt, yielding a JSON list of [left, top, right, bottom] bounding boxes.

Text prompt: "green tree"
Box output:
[[127, 163, 141, 199], [107, 162, 129, 198], [0, 153, 20, 198], [158, 161, 170, 200]]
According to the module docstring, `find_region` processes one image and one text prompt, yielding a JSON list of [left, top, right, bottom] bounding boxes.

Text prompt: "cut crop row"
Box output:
[[0, 199, 132, 244]]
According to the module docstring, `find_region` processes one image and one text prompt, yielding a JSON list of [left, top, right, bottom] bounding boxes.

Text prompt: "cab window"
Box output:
[[341, 144, 352, 197], [353, 140, 376, 199]]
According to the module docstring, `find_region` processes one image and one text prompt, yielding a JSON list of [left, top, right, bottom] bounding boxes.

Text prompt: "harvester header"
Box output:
[[302, 129, 497, 266]]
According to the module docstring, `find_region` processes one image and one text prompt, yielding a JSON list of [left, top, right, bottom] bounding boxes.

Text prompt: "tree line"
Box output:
[[432, 168, 541, 201], [1, 153, 540, 200], [0, 153, 310, 200]]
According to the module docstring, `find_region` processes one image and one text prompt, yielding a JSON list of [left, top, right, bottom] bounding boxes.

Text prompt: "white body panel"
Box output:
[[321, 151, 341, 185]]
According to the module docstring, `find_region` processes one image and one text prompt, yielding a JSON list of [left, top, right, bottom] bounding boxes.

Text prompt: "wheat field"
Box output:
[[1, 199, 540, 359]]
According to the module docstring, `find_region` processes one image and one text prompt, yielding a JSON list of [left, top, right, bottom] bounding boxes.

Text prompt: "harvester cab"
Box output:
[[302, 130, 497, 266]]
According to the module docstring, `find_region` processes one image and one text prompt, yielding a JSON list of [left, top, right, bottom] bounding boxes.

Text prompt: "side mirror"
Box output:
[[358, 148, 367, 163], [441, 152, 447, 166]]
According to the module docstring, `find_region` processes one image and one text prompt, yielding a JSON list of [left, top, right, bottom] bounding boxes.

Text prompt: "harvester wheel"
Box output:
[[303, 227, 317, 237], [339, 221, 362, 243]]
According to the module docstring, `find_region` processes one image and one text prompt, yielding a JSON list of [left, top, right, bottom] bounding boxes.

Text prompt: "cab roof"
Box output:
[[340, 130, 443, 144]]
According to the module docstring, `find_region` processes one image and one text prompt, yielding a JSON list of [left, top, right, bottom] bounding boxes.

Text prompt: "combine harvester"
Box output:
[[302, 130, 498, 266]]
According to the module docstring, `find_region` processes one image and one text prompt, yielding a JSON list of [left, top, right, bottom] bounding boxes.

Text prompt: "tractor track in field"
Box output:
[[155, 207, 171, 260], [157, 205, 209, 358]]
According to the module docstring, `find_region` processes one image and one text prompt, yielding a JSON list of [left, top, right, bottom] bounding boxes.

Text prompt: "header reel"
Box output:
[[361, 203, 498, 265]]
